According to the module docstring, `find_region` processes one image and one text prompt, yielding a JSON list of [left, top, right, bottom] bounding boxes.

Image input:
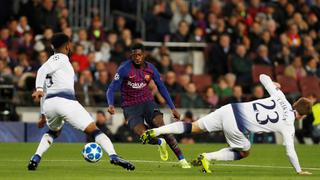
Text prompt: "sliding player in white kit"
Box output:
[[142, 74, 312, 175], [28, 33, 135, 171]]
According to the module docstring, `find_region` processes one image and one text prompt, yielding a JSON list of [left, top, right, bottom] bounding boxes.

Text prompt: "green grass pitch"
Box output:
[[0, 143, 319, 180]]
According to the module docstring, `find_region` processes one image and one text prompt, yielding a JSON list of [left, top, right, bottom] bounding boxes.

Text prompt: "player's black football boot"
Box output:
[[28, 154, 41, 171], [110, 155, 135, 171]]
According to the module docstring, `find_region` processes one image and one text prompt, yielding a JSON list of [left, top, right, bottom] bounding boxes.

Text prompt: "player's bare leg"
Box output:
[[28, 129, 61, 170], [84, 122, 135, 170], [152, 115, 191, 168]]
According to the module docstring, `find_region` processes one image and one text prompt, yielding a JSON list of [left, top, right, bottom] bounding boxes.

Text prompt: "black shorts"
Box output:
[[123, 101, 163, 129]]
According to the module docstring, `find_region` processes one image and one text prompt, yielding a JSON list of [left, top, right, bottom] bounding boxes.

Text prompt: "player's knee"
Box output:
[[47, 129, 61, 139], [133, 124, 147, 136], [240, 151, 250, 158], [84, 122, 98, 135], [191, 122, 202, 133], [152, 115, 164, 127]]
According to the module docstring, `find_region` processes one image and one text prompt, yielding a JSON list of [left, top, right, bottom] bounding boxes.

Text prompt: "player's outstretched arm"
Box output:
[[259, 74, 285, 98], [282, 132, 312, 175], [149, 64, 180, 119], [106, 64, 127, 114]]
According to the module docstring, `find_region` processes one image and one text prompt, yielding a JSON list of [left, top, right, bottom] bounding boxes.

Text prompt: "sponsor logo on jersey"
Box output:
[[127, 81, 146, 89]]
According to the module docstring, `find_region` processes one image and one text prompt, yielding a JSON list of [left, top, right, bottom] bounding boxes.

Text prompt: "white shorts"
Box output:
[[197, 104, 251, 151], [43, 97, 94, 131]]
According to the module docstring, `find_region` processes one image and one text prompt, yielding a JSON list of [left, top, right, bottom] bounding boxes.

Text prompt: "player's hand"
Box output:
[[107, 105, 115, 115], [298, 171, 312, 175], [171, 109, 181, 120], [273, 82, 281, 89], [38, 114, 46, 128], [32, 90, 44, 102]]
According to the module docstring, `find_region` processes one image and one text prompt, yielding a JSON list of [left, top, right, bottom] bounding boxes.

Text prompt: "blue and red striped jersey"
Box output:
[[107, 60, 175, 109]]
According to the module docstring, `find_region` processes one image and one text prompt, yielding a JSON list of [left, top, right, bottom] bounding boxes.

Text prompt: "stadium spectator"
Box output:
[[71, 44, 89, 72], [212, 76, 232, 99], [0, 46, 16, 69], [170, 0, 192, 33], [115, 119, 138, 143], [88, 16, 106, 42], [33, 26, 54, 54], [145, 0, 172, 41], [75, 29, 94, 55], [171, 20, 190, 42], [254, 44, 273, 66], [17, 16, 32, 36], [114, 16, 127, 35], [164, 71, 183, 102], [189, 27, 205, 43], [226, 85, 245, 104], [75, 70, 95, 106], [304, 56, 320, 77], [207, 34, 232, 79], [231, 44, 252, 88], [180, 83, 205, 108], [157, 54, 173, 74], [93, 70, 110, 105], [18, 31, 34, 57], [177, 74, 190, 91], [37, 0, 59, 32], [275, 45, 292, 66], [284, 56, 306, 80], [203, 86, 219, 109], [250, 84, 265, 100]]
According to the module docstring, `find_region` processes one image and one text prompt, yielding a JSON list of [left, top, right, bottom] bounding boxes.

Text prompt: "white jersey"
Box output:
[[35, 53, 75, 95], [230, 74, 301, 173], [35, 53, 93, 131]]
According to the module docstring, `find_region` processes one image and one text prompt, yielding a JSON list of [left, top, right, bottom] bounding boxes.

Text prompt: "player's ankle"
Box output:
[[109, 154, 118, 160]]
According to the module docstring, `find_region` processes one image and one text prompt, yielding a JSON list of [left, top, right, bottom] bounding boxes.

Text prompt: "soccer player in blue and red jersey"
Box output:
[[107, 43, 190, 168]]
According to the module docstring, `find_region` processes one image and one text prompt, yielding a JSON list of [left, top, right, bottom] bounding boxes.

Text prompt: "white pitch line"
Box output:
[[1, 159, 320, 171]]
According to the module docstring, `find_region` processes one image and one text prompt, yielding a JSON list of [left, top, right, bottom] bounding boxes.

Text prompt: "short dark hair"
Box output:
[[51, 33, 70, 50], [293, 97, 312, 116], [96, 110, 106, 117], [131, 42, 144, 51]]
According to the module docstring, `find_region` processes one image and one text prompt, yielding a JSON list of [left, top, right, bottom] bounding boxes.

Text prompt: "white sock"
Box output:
[[154, 122, 186, 136], [205, 148, 238, 161], [95, 133, 117, 156], [35, 133, 53, 157]]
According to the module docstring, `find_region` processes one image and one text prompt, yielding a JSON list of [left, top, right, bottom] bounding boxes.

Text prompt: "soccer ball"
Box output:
[[82, 143, 103, 163]]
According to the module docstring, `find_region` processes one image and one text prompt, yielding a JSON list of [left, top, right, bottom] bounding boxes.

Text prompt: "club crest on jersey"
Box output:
[[114, 73, 120, 80], [145, 74, 151, 81]]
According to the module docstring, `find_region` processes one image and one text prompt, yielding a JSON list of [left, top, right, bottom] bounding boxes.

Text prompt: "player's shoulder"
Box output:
[[48, 53, 68, 62], [146, 61, 156, 68], [116, 60, 132, 75], [118, 60, 132, 69]]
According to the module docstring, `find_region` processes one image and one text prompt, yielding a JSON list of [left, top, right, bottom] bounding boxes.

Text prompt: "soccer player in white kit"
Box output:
[[141, 74, 312, 175], [28, 33, 135, 171]]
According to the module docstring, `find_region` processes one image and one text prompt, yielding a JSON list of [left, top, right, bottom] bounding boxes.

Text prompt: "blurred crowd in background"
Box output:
[[1, 0, 320, 143]]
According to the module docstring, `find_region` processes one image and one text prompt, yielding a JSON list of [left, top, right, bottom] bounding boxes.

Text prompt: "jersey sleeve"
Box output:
[[282, 130, 302, 173], [150, 64, 175, 109], [40, 86, 47, 114], [106, 64, 127, 106], [35, 54, 65, 91], [259, 74, 286, 99]]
